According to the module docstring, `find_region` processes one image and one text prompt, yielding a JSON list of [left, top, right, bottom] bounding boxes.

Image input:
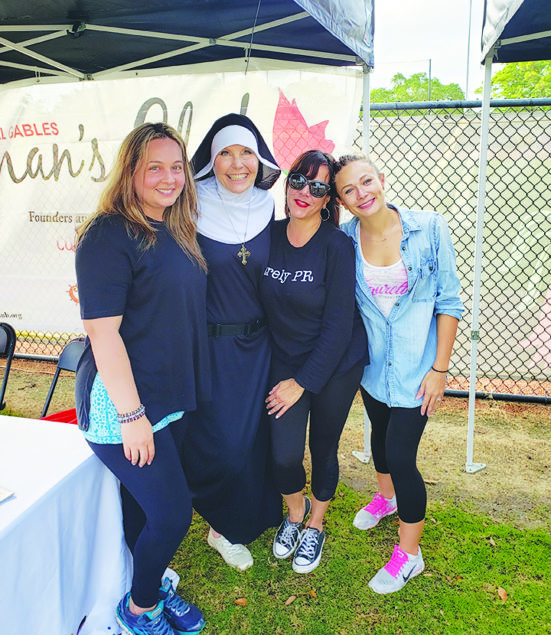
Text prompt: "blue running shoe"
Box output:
[[159, 578, 206, 634], [116, 593, 175, 634]]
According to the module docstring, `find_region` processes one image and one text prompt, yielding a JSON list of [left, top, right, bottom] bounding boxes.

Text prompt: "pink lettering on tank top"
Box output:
[[363, 258, 408, 318]]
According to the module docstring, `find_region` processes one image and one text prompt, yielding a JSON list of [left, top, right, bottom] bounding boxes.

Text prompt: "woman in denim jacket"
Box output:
[[336, 154, 464, 595]]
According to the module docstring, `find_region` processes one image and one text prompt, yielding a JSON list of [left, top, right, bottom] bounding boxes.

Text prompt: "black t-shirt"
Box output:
[[75, 214, 211, 430], [259, 219, 368, 394]]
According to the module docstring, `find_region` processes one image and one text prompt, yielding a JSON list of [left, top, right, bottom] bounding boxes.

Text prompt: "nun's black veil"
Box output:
[[191, 113, 280, 190]]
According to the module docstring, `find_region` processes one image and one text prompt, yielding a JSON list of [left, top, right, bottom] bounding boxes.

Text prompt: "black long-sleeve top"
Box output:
[[259, 219, 368, 394]]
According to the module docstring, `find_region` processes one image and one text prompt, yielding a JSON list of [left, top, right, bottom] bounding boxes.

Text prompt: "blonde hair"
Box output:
[[77, 122, 206, 270]]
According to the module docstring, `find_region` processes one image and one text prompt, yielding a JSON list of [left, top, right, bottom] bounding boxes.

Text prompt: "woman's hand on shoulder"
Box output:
[[266, 378, 304, 419], [121, 416, 155, 467], [416, 369, 446, 417]]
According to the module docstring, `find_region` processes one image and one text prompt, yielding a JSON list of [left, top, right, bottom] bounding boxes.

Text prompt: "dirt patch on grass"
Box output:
[[339, 394, 551, 531], [4, 358, 550, 530]]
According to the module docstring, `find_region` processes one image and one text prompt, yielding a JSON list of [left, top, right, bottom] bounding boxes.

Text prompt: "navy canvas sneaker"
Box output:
[[273, 495, 311, 559], [116, 593, 175, 635], [292, 527, 326, 574], [159, 577, 206, 634]]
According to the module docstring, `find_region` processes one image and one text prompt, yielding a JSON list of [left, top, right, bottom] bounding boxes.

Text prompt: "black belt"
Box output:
[[207, 317, 266, 337]]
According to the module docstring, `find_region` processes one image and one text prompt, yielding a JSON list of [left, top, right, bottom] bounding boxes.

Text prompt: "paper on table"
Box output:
[[0, 486, 14, 503]]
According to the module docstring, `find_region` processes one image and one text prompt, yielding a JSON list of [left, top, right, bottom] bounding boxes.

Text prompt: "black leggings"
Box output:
[[270, 361, 363, 502], [88, 418, 191, 608], [361, 388, 428, 524]]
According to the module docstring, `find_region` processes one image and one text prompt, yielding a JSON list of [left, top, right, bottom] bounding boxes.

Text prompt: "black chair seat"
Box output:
[[0, 323, 17, 411]]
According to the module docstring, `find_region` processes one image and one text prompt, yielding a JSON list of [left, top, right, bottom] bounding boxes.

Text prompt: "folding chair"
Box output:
[[41, 338, 86, 419], [0, 322, 17, 411]]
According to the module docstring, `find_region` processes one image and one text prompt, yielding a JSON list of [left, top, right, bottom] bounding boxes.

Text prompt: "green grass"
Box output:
[[171, 486, 551, 635], [2, 362, 549, 633]]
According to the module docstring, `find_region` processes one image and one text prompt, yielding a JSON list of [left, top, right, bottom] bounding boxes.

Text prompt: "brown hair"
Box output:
[[285, 150, 339, 227], [77, 122, 206, 270], [334, 153, 381, 181]]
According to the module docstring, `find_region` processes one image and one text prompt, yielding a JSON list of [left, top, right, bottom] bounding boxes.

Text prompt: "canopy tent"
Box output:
[[0, 1, 374, 151], [466, 0, 551, 473], [0, 1, 373, 84], [481, 0, 551, 63]]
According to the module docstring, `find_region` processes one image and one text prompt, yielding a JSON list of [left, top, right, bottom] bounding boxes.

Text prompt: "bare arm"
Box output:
[[416, 314, 459, 416], [84, 316, 155, 467]]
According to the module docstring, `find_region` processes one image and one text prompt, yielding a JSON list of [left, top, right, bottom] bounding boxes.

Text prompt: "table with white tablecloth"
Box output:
[[0, 415, 131, 635]]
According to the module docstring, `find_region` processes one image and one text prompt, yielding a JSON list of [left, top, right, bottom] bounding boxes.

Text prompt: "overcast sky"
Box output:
[[369, 0, 490, 99]]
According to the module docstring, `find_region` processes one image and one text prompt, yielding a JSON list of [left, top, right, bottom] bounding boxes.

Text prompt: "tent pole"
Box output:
[[352, 408, 371, 464], [353, 63, 372, 465], [466, 52, 494, 474], [362, 64, 371, 154]]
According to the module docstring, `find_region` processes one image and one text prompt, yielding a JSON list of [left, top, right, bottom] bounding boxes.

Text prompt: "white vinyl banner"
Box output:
[[0, 68, 362, 339]]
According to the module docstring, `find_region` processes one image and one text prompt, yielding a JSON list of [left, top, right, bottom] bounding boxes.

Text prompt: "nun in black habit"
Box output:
[[182, 113, 282, 570]]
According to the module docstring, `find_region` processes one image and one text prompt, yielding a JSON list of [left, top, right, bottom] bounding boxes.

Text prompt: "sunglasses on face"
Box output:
[[288, 172, 331, 198]]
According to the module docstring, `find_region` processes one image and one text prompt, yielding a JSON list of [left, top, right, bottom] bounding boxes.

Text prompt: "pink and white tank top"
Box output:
[[362, 256, 408, 318]]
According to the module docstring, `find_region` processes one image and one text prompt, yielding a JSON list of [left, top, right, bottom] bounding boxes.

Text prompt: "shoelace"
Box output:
[[384, 546, 409, 578], [220, 540, 246, 556], [364, 493, 389, 516], [140, 609, 174, 635], [278, 519, 300, 547], [296, 528, 319, 559], [164, 587, 191, 617]]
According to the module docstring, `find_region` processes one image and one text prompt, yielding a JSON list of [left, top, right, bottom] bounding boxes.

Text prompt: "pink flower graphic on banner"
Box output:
[[272, 90, 335, 171], [519, 283, 551, 369]]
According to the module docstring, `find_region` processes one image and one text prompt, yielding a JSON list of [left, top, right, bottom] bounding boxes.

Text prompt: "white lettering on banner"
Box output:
[[0, 69, 362, 335]]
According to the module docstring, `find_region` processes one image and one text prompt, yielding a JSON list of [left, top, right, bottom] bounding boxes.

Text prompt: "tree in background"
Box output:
[[476, 61, 551, 99], [370, 72, 464, 103]]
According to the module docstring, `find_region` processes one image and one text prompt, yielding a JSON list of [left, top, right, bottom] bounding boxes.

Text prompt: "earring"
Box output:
[[320, 207, 330, 222]]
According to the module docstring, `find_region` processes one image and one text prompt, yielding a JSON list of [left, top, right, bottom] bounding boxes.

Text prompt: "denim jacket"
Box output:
[[341, 205, 464, 408]]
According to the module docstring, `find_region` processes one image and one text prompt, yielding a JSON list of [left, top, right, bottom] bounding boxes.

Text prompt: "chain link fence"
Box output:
[[353, 99, 551, 402], [5, 99, 551, 401]]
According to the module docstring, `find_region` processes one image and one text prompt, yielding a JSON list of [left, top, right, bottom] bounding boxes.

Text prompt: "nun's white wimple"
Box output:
[[194, 126, 258, 180], [194, 124, 279, 180]]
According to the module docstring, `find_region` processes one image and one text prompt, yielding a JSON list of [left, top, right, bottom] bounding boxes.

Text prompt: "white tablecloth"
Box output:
[[0, 415, 131, 635]]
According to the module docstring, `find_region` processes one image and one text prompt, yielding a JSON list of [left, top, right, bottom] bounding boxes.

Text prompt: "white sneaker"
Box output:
[[368, 545, 425, 594], [353, 493, 397, 530], [207, 529, 253, 571]]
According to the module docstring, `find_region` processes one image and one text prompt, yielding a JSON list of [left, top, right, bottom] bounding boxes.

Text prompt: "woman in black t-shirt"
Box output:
[[75, 123, 209, 635], [259, 150, 368, 574]]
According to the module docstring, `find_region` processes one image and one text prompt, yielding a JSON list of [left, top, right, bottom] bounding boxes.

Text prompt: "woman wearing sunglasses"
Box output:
[[259, 150, 368, 573]]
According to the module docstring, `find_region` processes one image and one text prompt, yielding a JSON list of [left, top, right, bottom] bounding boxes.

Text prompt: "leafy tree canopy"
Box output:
[[370, 72, 465, 103], [475, 61, 551, 99]]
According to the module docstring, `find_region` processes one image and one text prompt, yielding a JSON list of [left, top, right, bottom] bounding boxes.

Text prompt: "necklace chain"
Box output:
[[216, 183, 253, 265]]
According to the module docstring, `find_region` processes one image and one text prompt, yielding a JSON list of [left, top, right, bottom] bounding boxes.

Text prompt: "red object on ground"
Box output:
[[40, 408, 78, 425]]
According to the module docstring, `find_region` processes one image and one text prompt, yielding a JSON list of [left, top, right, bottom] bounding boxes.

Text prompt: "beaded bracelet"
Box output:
[[118, 404, 146, 424], [431, 366, 448, 374]]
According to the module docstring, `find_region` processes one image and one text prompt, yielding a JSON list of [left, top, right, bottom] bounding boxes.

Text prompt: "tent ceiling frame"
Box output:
[[0, 31, 68, 54], [0, 11, 357, 82], [499, 28, 551, 46], [0, 35, 83, 78], [0, 59, 66, 76]]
